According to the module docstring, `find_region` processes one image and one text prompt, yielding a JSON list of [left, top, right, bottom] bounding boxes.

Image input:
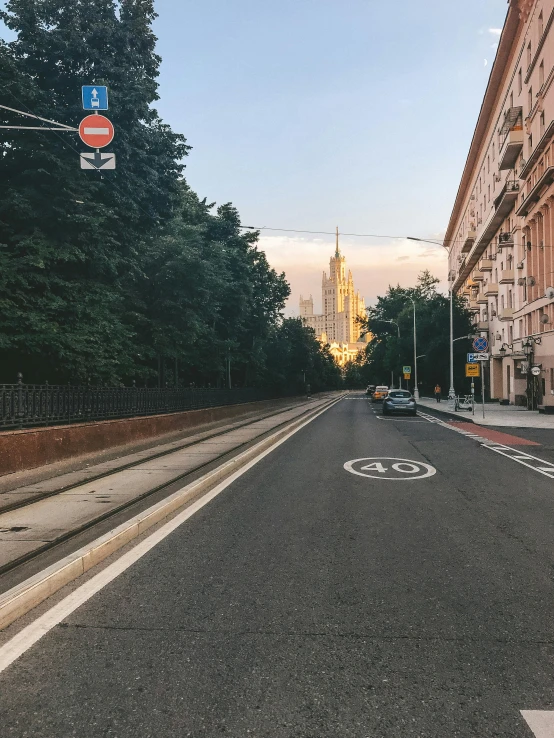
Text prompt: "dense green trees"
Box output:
[[356, 271, 474, 395], [0, 0, 336, 391]]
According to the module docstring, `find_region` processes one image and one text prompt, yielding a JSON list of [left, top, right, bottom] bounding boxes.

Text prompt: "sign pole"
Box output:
[[481, 365, 486, 419]]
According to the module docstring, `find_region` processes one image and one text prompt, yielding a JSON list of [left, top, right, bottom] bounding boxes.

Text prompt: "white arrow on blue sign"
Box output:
[[82, 86, 108, 111]]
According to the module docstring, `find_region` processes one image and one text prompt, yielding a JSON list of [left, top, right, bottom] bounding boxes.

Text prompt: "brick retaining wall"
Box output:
[[0, 398, 301, 477]]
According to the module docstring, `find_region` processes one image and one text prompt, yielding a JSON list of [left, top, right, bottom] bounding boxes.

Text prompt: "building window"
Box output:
[[492, 142, 495, 161], [527, 42, 532, 68], [529, 134, 533, 154], [540, 111, 545, 136], [488, 184, 490, 202], [487, 156, 490, 173], [510, 91, 514, 109], [539, 10, 544, 37], [539, 60, 545, 88], [518, 68, 523, 93], [551, 367, 554, 388], [528, 87, 533, 111]]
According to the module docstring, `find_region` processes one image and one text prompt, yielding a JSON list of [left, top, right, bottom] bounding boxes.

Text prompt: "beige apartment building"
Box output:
[[300, 230, 368, 366], [447, 0, 554, 409]]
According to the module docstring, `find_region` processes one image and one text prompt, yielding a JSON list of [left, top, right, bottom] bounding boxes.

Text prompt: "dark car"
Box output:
[[383, 390, 417, 416], [366, 384, 376, 396]]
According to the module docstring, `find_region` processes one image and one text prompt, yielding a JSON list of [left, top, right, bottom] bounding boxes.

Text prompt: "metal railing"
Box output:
[[0, 375, 278, 430]]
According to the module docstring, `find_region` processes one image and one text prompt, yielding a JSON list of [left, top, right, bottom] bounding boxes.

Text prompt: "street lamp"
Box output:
[[407, 236, 453, 401], [382, 319, 400, 338], [409, 296, 419, 400]]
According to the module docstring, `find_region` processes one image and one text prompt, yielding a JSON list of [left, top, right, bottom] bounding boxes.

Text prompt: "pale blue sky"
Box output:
[[2, 0, 509, 309]]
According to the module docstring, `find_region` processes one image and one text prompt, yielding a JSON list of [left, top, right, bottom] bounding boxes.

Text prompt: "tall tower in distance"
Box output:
[[300, 227, 367, 364]]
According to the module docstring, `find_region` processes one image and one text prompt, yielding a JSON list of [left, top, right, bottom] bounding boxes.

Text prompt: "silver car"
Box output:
[[382, 390, 417, 416]]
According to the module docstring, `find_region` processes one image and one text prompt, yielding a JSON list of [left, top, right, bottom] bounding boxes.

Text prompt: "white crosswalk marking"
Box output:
[[521, 710, 554, 737]]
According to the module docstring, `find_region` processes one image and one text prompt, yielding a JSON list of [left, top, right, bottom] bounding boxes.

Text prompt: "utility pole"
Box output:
[[449, 272, 456, 403], [410, 297, 419, 400]]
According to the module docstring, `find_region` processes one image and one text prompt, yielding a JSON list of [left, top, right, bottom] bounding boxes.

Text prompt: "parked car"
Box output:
[[382, 389, 417, 416], [372, 385, 389, 403], [366, 384, 376, 396]]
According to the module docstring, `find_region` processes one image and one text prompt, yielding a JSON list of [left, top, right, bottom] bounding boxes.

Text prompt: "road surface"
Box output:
[[1, 394, 554, 737]]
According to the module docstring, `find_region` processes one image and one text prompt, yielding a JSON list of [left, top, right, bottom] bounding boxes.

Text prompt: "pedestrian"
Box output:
[[434, 383, 441, 403]]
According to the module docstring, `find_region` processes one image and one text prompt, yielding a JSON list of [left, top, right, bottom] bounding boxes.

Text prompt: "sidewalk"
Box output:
[[418, 397, 554, 429]]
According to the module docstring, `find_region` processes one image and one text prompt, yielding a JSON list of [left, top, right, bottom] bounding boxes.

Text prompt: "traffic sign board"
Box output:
[[403, 373, 411, 380], [473, 336, 489, 352], [531, 366, 541, 376], [79, 114, 114, 148], [466, 363, 480, 377], [80, 152, 116, 170], [403, 366, 411, 374], [82, 86, 108, 111], [467, 353, 489, 362]]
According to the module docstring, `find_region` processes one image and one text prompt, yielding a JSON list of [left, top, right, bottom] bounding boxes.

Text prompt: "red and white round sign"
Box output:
[[79, 114, 114, 148]]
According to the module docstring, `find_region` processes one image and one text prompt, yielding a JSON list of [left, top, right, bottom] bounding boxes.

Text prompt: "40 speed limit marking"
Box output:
[[344, 457, 436, 481]]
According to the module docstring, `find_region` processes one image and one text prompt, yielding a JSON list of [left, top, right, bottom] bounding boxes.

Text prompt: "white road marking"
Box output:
[[418, 411, 554, 479], [521, 710, 554, 737], [0, 397, 341, 674], [344, 457, 436, 481]]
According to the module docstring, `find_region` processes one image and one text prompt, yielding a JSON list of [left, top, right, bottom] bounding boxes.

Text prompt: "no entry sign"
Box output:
[[79, 114, 114, 148]]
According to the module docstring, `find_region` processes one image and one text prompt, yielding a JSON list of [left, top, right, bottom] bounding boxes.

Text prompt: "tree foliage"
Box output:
[[357, 271, 474, 395], [0, 0, 338, 392]]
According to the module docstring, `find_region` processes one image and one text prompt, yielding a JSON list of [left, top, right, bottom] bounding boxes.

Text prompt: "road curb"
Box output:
[[0, 395, 343, 631]]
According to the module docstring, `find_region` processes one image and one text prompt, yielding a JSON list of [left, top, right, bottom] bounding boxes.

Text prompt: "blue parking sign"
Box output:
[[82, 86, 108, 111]]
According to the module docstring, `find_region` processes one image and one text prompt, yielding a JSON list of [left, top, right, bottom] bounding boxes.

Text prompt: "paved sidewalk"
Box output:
[[418, 397, 554, 428]]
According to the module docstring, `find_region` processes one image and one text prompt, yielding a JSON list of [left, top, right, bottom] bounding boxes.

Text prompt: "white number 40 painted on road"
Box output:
[[344, 457, 436, 481]]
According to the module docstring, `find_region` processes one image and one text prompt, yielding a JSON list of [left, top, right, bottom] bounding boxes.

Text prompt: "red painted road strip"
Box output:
[[447, 421, 539, 446]]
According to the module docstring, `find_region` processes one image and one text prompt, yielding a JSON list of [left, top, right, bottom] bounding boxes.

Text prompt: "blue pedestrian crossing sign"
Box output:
[[472, 336, 489, 353], [82, 86, 108, 111]]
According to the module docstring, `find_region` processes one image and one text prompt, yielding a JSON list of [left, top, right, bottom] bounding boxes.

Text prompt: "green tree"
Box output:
[[0, 0, 187, 382], [359, 271, 473, 395]]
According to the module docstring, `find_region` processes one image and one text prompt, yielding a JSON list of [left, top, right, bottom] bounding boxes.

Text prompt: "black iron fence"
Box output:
[[0, 375, 278, 431]]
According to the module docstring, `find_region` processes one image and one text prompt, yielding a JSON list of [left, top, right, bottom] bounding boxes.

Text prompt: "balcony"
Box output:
[[500, 269, 514, 284], [484, 283, 499, 296], [499, 308, 515, 321], [476, 294, 488, 304], [498, 232, 514, 248], [499, 128, 524, 171], [472, 272, 484, 281], [461, 229, 476, 254], [476, 321, 489, 332], [479, 259, 493, 272], [469, 300, 480, 312], [516, 165, 554, 217]]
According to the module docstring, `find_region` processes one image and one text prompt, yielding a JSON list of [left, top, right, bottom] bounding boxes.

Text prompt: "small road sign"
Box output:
[[403, 366, 411, 374], [473, 336, 489, 352], [466, 363, 480, 377], [403, 373, 411, 380], [79, 114, 114, 148], [467, 353, 490, 362], [82, 86, 108, 111], [531, 366, 541, 376], [80, 152, 116, 170]]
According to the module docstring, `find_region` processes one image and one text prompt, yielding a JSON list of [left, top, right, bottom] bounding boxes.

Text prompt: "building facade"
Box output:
[[300, 230, 368, 366], [446, 0, 554, 409]]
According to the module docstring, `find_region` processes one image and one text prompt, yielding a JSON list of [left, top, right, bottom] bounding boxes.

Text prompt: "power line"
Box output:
[[239, 225, 455, 246]]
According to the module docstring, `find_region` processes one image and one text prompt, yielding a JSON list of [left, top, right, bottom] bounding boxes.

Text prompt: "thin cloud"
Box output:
[[488, 28, 502, 36], [397, 256, 410, 261], [484, 59, 488, 67]]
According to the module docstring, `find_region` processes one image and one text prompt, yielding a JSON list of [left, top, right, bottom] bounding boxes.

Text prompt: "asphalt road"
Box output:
[[1, 394, 554, 737]]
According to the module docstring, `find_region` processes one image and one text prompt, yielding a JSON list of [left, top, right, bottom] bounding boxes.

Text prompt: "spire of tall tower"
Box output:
[[335, 226, 340, 258]]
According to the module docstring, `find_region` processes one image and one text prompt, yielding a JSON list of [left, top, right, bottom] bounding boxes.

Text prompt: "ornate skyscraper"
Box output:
[[300, 228, 367, 364]]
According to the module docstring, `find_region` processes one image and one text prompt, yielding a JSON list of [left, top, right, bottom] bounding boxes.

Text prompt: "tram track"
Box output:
[[0, 395, 340, 577]]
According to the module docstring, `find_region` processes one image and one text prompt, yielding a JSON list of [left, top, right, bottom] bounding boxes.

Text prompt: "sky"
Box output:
[[1, 0, 509, 314]]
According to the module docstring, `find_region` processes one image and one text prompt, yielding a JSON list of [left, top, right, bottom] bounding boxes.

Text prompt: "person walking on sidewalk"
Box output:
[[434, 384, 442, 403]]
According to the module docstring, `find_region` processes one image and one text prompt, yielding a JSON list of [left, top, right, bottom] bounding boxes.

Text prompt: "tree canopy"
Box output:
[[355, 271, 474, 395], [0, 0, 337, 392]]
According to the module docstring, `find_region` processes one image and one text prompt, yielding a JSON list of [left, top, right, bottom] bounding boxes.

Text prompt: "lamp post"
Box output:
[[523, 336, 542, 410], [407, 236, 451, 402], [381, 319, 400, 388], [409, 297, 419, 399]]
